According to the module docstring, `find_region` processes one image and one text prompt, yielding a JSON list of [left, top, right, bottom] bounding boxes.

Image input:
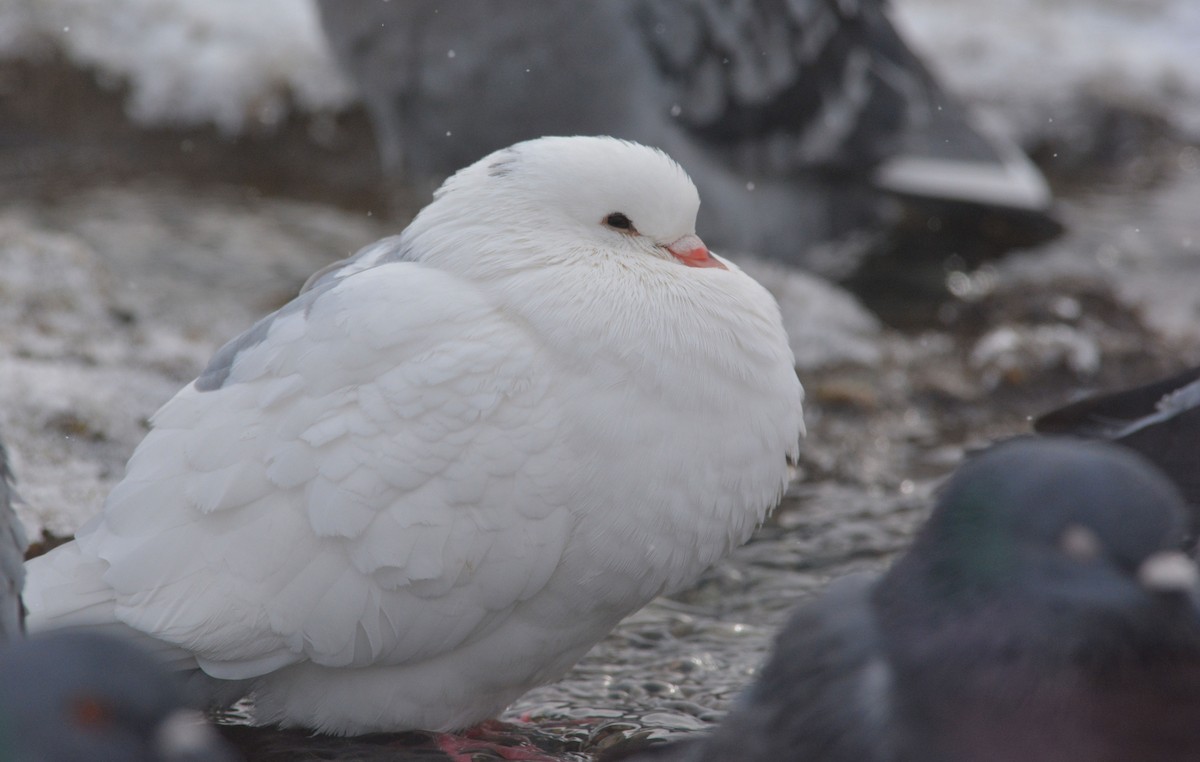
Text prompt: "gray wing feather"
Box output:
[[634, 0, 1048, 207], [635, 0, 923, 172], [196, 235, 411, 392]]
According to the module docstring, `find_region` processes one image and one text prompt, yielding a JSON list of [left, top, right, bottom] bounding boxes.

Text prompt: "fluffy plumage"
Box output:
[[23, 136, 804, 735], [624, 438, 1200, 762], [317, 0, 1052, 276]]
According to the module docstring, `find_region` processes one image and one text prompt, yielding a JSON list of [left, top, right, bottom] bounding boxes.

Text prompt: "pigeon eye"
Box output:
[[71, 695, 115, 730], [604, 213, 636, 233]]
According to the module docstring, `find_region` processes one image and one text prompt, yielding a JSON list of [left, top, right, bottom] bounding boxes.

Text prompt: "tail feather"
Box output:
[[24, 542, 118, 631], [874, 112, 1051, 211], [24, 543, 201, 673]]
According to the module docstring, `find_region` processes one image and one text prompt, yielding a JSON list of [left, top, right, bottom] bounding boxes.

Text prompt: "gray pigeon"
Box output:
[[0, 629, 239, 762], [317, 0, 1054, 278], [0, 437, 26, 643], [620, 438, 1200, 762]]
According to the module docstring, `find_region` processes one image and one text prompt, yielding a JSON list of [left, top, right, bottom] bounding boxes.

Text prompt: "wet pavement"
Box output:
[[2, 55, 1199, 760]]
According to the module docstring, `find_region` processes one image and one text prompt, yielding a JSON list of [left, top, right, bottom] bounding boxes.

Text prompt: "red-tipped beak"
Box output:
[[665, 234, 726, 270]]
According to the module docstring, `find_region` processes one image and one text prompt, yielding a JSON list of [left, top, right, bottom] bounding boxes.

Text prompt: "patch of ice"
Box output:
[[970, 324, 1101, 390]]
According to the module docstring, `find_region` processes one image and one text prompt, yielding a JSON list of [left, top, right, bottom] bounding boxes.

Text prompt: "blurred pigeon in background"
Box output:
[[622, 438, 1200, 761], [317, 0, 1055, 278], [0, 629, 238, 761], [0, 436, 27, 643], [1035, 365, 1200, 549]]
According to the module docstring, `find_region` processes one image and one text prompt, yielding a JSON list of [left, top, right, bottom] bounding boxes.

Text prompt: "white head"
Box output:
[[399, 136, 727, 276]]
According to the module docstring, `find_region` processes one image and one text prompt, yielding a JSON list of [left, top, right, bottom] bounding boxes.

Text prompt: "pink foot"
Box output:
[[433, 720, 561, 761]]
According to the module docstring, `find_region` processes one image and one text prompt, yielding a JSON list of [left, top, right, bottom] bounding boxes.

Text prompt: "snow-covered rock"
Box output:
[[0, 0, 352, 133]]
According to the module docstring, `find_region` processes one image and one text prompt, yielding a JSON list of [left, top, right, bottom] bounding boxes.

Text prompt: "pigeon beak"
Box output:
[[1137, 550, 1200, 595], [664, 234, 726, 270]]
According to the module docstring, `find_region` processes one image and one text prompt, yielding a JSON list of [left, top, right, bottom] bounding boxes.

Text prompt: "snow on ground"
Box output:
[[891, 0, 1200, 140], [0, 0, 352, 134], [998, 156, 1200, 346], [0, 186, 382, 535]]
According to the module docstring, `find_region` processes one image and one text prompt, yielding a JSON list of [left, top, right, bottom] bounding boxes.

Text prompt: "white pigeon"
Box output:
[[317, 0, 1053, 277], [24, 136, 805, 735]]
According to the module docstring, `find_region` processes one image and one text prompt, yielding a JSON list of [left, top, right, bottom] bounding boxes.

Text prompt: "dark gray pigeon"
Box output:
[[0, 629, 239, 762], [317, 0, 1054, 278], [620, 438, 1200, 762], [1035, 365, 1200, 549], [0, 437, 26, 643]]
